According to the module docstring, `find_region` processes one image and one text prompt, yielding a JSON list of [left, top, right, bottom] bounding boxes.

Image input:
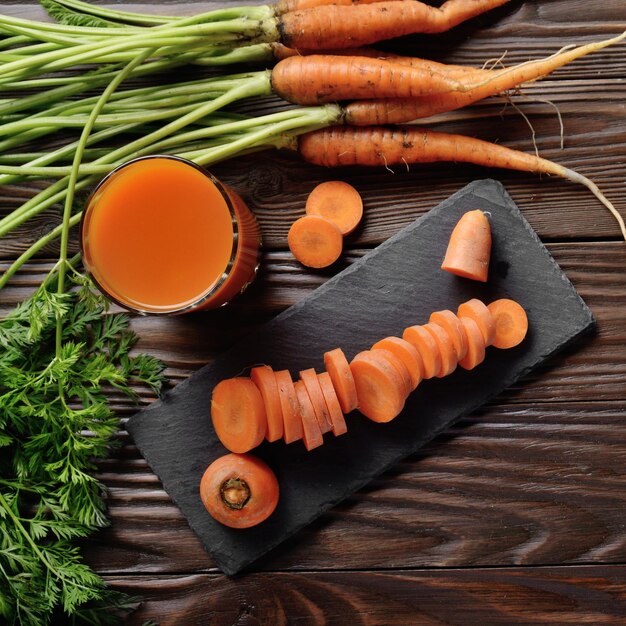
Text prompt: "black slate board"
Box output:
[[127, 179, 595, 576]]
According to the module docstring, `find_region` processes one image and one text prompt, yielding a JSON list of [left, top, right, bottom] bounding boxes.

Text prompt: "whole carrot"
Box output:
[[271, 55, 468, 104], [280, 0, 512, 49], [297, 126, 626, 241], [274, 0, 399, 16], [344, 31, 626, 124]]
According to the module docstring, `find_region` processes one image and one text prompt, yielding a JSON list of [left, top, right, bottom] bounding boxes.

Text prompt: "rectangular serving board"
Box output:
[[127, 179, 595, 576]]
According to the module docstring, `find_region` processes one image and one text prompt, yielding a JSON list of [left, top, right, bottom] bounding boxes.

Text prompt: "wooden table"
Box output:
[[3, 1, 626, 624]]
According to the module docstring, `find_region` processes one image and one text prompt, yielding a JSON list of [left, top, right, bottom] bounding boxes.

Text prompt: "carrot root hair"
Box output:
[[297, 126, 625, 242]]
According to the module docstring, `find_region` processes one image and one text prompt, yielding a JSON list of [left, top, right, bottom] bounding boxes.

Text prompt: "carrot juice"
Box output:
[[81, 156, 261, 314]]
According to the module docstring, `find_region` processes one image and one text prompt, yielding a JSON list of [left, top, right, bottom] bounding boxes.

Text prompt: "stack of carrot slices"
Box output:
[[211, 350, 354, 453], [210, 297, 528, 452], [288, 181, 363, 269]]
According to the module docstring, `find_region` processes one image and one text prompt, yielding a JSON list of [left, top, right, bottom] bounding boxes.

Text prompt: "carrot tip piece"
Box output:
[[441, 210, 491, 283]]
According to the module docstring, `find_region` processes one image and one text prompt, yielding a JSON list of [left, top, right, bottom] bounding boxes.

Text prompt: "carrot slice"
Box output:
[[402, 325, 441, 379], [369, 348, 412, 396], [200, 453, 279, 529], [457, 298, 495, 347], [323, 347, 358, 413], [211, 378, 267, 454], [487, 298, 529, 349], [250, 365, 283, 442], [458, 316, 486, 370], [429, 309, 467, 361], [288, 214, 343, 268], [299, 368, 333, 434], [275, 370, 303, 444], [305, 180, 364, 235], [372, 336, 423, 390], [317, 372, 348, 436], [441, 210, 491, 282], [350, 351, 406, 423], [423, 322, 457, 378], [294, 380, 324, 450]]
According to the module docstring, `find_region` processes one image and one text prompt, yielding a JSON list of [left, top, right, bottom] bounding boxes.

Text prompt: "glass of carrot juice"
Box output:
[[81, 156, 261, 314]]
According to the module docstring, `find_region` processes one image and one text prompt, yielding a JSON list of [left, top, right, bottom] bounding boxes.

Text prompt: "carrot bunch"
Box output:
[[210, 297, 528, 452]]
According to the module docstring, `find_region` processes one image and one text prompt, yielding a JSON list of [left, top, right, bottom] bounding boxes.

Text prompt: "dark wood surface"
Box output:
[[2, 1, 626, 623]]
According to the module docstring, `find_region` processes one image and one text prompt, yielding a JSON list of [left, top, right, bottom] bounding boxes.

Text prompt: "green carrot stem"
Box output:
[[44, 0, 176, 26], [0, 73, 273, 237], [0, 19, 278, 81], [55, 48, 154, 356], [0, 123, 140, 186], [0, 212, 82, 290]]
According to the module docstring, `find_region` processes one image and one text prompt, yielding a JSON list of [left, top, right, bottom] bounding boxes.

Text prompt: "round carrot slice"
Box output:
[[350, 351, 406, 423], [275, 370, 303, 444], [372, 336, 423, 390], [429, 309, 467, 361], [305, 180, 363, 235], [200, 453, 279, 529], [323, 347, 358, 413], [250, 365, 283, 442], [294, 380, 324, 451], [317, 372, 348, 436], [458, 316, 486, 370], [288, 214, 343, 269], [423, 322, 457, 378], [457, 298, 495, 347], [487, 299, 529, 349], [211, 377, 267, 454], [369, 348, 412, 396], [299, 368, 332, 434], [402, 325, 441, 380]]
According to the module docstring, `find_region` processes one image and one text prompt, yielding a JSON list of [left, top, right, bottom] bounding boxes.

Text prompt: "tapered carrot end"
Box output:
[[441, 209, 491, 282]]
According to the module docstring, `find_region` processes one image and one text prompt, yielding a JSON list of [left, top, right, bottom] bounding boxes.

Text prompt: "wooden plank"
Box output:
[[103, 566, 626, 626], [3, 242, 624, 400], [84, 401, 626, 573], [2, 89, 625, 252]]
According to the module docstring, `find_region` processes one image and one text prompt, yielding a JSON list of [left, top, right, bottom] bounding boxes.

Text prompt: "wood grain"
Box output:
[[82, 401, 626, 573], [3, 243, 624, 400], [104, 566, 626, 625], [2, 1, 626, 624]]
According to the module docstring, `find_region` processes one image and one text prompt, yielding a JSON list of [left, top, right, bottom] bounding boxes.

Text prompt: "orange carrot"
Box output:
[[429, 310, 467, 361], [272, 55, 467, 105], [288, 214, 343, 269], [441, 210, 492, 283], [317, 372, 348, 436], [343, 32, 626, 124], [423, 322, 457, 378], [402, 325, 441, 380], [487, 298, 529, 349], [369, 348, 413, 396], [200, 453, 279, 529], [323, 347, 358, 413], [275, 370, 304, 444], [457, 298, 495, 347], [297, 125, 624, 239], [272, 44, 485, 80], [350, 350, 407, 422], [274, 0, 400, 17], [294, 380, 325, 450], [211, 378, 267, 454], [300, 368, 333, 433], [458, 316, 486, 370], [280, 0, 512, 49], [371, 336, 423, 390], [250, 365, 284, 442], [305, 180, 363, 235]]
